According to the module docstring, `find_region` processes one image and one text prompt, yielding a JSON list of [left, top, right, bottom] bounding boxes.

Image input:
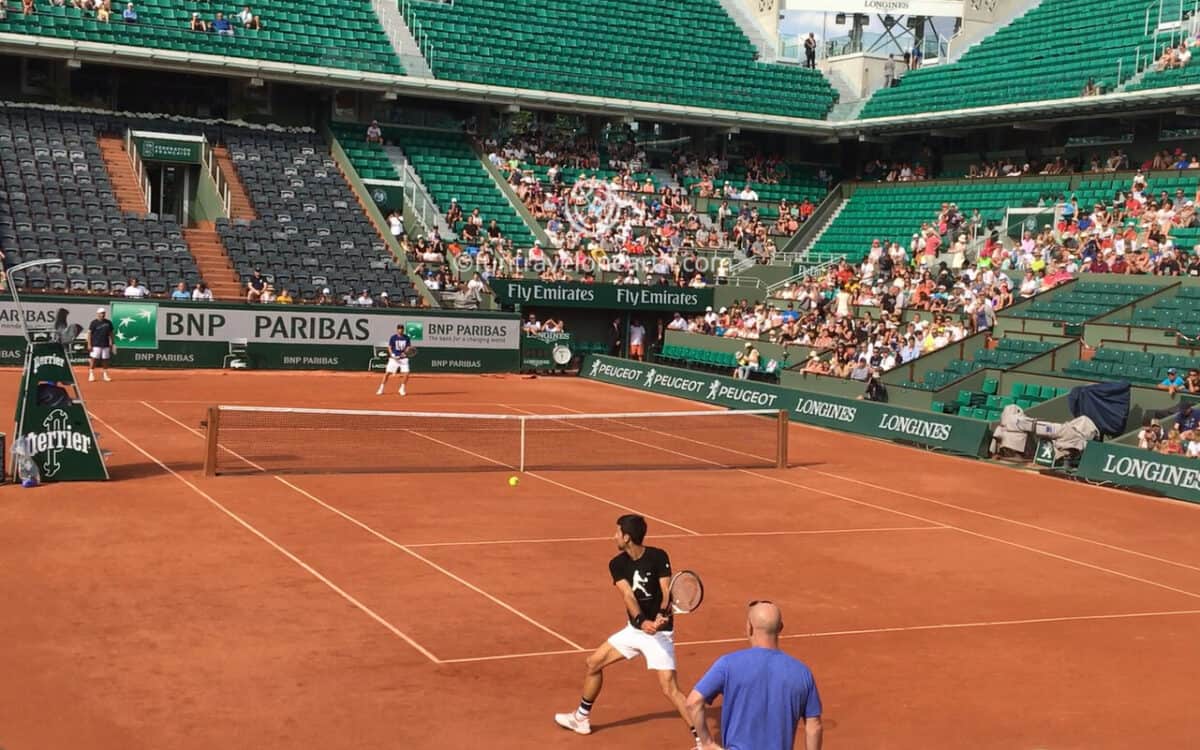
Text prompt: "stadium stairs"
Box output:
[[212, 146, 257, 220], [182, 222, 243, 300], [97, 135, 149, 214]]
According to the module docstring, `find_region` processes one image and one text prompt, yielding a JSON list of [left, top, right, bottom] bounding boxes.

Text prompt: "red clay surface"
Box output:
[[2, 368, 1200, 749]]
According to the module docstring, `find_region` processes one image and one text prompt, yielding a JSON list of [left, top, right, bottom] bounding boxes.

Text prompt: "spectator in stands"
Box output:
[[246, 13, 260, 29], [733, 342, 760, 379], [21, 0, 34, 14], [276, 287, 294, 304], [193, 281, 213, 301], [316, 287, 334, 305], [1177, 403, 1199, 433], [1081, 78, 1099, 97], [122, 2, 136, 22], [260, 285, 277, 304], [123, 277, 148, 298], [1138, 421, 1163, 450], [1159, 367, 1186, 396], [387, 210, 404, 241], [353, 289, 374, 306], [804, 33, 817, 68], [188, 10, 207, 29], [96, 0, 111, 20], [0, 1, 8, 19], [246, 270, 267, 303], [366, 120, 383, 145], [237, 5, 252, 25], [170, 282, 191, 301], [465, 272, 488, 303], [212, 12, 233, 35], [884, 55, 897, 88]]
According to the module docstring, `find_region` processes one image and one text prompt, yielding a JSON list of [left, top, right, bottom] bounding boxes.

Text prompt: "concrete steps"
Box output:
[[183, 222, 242, 300], [97, 135, 148, 215]]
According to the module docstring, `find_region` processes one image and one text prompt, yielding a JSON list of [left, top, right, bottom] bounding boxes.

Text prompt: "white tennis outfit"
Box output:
[[90, 347, 112, 360], [607, 623, 676, 671]]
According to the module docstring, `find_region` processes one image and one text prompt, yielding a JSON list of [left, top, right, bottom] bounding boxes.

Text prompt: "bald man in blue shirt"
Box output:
[[686, 601, 822, 750]]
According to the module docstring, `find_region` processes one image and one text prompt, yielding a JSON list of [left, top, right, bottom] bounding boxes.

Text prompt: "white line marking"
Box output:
[[89, 412, 442, 664], [438, 608, 1200, 664], [143, 400, 586, 652], [575, 380, 1200, 568], [274, 475, 586, 652], [405, 526, 946, 548], [526, 404, 1200, 601]]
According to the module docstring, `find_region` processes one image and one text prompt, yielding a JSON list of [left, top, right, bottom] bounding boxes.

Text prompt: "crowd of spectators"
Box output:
[[1138, 401, 1200, 458], [189, 5, 261, 32]]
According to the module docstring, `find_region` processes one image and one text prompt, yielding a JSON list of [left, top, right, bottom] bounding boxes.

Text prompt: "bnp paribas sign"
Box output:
[[494, 281, 713, 311]]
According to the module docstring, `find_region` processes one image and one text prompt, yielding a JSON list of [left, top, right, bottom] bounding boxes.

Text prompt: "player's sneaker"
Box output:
[[88, 371, 95, 382], [102, 371, 111, 382], [376, 385, 384, 396], [399, 385, 406, 396], [554, 713, 591, 735]]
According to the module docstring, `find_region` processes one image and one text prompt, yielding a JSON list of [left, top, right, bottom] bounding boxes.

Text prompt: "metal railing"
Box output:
[[764, 255, 845, 295], [200, 138, 232, 216], [389, 148, 443, 237], [399, 0, 439, 74], [123, 128, 152, 213]]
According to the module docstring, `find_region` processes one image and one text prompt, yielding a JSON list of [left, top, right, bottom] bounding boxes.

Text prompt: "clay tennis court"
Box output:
[[2, 368, 1200, 749]]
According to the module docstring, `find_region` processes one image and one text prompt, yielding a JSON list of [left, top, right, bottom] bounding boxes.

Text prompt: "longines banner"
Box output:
[[783, 0, 964, 15], [580, 354, 990, 456], [0, 297, 520, 372], [1075, 441, 1200, 505]]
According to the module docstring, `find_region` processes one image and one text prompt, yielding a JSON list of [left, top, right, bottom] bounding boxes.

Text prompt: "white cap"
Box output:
[[706, 306, 713, 312], [97, 307, 107, 313], [322, 287, 331, 294]]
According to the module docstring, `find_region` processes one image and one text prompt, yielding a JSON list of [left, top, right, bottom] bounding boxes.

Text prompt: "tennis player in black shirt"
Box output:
[[555, 514, 698, 746]]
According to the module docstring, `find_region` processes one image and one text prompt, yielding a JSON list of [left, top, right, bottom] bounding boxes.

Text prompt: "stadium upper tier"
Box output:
[[4, 0, 401, 74], [404, 0, 838, 119], [860, 0, 1153, 118], [808, 179, 1069, 265]]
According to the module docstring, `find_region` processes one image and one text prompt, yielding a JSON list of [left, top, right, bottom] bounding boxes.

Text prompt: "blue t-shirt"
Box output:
[[1177, 409, 1199, 432], [694, 647, 821, 750], [388, 333, 411, 358], [171, 289, 191, 301], [1162, 375, 1185, 388]]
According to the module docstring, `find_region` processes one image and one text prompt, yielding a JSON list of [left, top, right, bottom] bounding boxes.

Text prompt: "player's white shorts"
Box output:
[[607, 624, 676, 671], [90, 347, 112, 360], [385, 356, 410, 374]]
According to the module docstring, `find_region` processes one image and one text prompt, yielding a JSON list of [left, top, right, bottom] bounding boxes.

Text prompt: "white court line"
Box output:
[[511, 405, 1200, 602], [88, 412, 442, 665], [438, 608, 1200, 664], [141, 401, 586, 653], [555, 389, 1200, 577], [274, 476, 586, 652], [405, 526, 946, 548]]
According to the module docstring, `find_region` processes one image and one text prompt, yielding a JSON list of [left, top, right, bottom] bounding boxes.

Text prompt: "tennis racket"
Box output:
[[667, 570, 704, 615]]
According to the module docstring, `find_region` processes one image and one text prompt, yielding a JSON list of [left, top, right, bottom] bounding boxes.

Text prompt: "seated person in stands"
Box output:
[[189, 12, 208, 30], [246, 269, 267, 303], [259, 285, 276, 304], [122, 2, 136, 22], [193, 281, 214, 301], [1159, 367, 1186, 395], [170, 281, 192, 301], [354, 289, 374, 306], [1177, 403, 1199, 433], [1160, 426, 1185, 455], [123, 277, 148, 298], [523, 314, 541, 334], [733, 342, 760, 380], [445, 198, 462, 226], [95, 0, 111, 21], [276, 287, 294, 304], [542, 318, 564, 333], [1138, 421, 1163, 450], [1185, 368, 1200, 394], [246, 14, 261, 29], [237, 5, 252, 25], [315, 287, 334, 305], [212, 11, 233, 34], [366, 121, 383, 145]]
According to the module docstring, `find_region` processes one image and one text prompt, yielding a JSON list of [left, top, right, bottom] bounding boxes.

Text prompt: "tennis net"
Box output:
[[202, 406, 788, 476]]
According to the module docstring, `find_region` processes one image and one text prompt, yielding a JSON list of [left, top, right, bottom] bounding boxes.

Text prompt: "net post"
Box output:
[[519, 416, 526, 472], [203, 406, 220, 477], [776, 409, 788, 469]]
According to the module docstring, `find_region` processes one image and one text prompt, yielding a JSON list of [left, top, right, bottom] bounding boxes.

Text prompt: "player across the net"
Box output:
[[201, 406, 789, 476]]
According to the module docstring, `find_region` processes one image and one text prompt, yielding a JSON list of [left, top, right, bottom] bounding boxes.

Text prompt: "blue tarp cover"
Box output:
[[1067, 381, 1131, 438]]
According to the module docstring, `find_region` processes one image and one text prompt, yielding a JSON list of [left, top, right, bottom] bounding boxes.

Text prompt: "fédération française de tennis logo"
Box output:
[[110, 302, 158, 350]]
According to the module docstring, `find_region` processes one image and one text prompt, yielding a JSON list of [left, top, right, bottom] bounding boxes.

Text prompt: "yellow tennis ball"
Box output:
[[508, 475, 519, 487]]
